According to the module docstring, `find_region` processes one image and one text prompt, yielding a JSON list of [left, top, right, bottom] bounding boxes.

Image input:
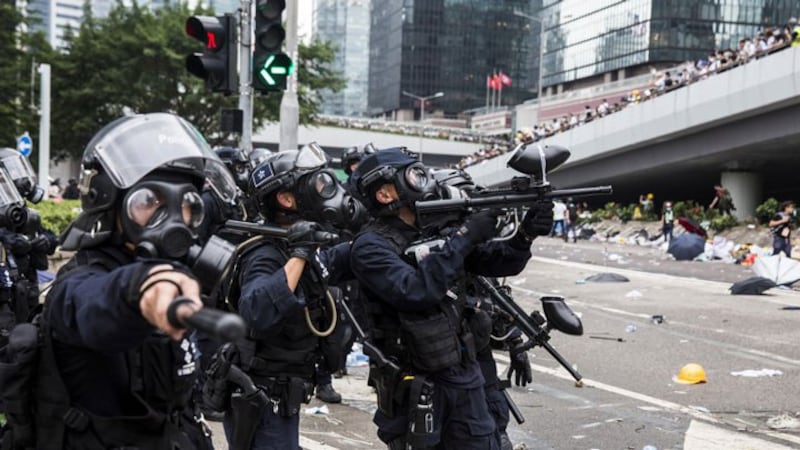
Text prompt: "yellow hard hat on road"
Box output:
[[674, 363, 707, 384]]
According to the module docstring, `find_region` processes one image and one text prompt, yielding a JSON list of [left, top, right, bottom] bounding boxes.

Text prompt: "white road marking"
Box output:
[[494, 352, 800, 447], [684, 420, 796, 450]]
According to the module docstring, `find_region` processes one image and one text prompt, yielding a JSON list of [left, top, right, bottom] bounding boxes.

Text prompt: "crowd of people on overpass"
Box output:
[[456, 16, 799, 170], [317, 114, 509, 147]]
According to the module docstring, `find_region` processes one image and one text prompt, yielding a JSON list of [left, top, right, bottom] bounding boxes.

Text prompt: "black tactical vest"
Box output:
[[31, 247, 210, 450]]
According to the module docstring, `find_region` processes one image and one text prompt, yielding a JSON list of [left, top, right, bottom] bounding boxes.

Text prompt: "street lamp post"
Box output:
[[401, 90, 444, 162], [513, 10, 546, 116]]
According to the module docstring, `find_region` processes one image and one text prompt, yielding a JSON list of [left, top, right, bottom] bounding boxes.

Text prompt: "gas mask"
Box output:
[[296, 169, 365, 231], [121, 180, 235, 295], [121, 181, 205, 259], [360, 162, 439, 213]]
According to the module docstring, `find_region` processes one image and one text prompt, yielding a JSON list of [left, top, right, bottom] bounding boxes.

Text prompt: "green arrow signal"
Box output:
[[257, 54, 293, 86]]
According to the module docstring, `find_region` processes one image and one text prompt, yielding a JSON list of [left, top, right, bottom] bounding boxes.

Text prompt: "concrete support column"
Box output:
[[721, 171, 762, 221], [618, 68, 626, 80]]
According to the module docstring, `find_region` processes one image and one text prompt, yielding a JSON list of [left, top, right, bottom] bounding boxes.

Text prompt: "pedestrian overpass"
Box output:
[[466, 46, 800, 219]]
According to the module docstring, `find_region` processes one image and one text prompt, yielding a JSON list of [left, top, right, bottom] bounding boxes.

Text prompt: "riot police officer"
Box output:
[[349, 147, 548, 449], [0, 150, 57, 326], [25, 112, 237, 449], [430, 168, 548, 450], [220, 143, 359, 449]]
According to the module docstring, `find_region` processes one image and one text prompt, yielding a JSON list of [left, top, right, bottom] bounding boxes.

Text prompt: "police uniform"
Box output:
[[348, 148, 535, 449], [224, 239, 351, 449], [0, 113, 237, 449], [220, 144, 361, 449]]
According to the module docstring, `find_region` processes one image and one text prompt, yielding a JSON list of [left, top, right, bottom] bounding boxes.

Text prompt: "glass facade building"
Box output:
[[540, 0, 800, 89], [368, 0, 542, 117], [313, 0, 371, 117]]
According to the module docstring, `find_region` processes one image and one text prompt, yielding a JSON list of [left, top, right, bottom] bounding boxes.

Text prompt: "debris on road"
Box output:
[[766, 413, 800, 430], [651, 315, 665, 324], [584, 272, 630, 283], [730, 368, 783, 378], [688, 405, 711, 414], [625, 325, 638, 333], [305, 405, 330, 416], [674, 363, 707, 384], [729, 276, 777, 295], [589, 335, 625, 342], [625, 290, 643, 298]]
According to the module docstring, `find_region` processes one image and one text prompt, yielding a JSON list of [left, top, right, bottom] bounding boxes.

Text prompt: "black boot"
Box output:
[[315, 383, 342, 404]]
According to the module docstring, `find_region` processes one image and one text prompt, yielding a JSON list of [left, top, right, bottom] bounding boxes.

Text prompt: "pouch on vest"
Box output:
[[398, 309, 460, 373], [11, 280, 37, 325], [0, 323, 39, 449]]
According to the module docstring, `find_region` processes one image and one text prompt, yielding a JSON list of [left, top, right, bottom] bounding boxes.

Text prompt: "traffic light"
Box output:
[[253, 0, 293, 92], [186, 14, 237, 94]]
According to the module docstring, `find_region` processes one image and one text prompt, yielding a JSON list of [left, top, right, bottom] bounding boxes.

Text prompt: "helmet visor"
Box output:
[[1, 153, 36, 183], [0, 168, 24, 207], [90, 113, 216, 189], [296, 142, 328, 170], [205, 159, 239, 205]]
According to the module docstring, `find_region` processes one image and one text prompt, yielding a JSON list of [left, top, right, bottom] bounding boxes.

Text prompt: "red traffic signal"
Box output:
[[186, 14, 237, 94]]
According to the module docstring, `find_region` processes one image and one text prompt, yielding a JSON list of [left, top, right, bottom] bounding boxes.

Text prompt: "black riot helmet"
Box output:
[[350, 147, 438, 216], [249, 142, 364, 229], [214, 146, 250, 191], [61, 113, 236, 259], [431, 168, 477, 199], [248, 148, 274, 170], [0, 148, 45, 204], [342, 143, 377, 176]]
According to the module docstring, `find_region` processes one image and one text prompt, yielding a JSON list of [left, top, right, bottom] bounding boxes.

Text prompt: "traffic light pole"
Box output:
[[279, 0, 298, 151], [37, 63, 50, 193], [238, 0, 254, 152]]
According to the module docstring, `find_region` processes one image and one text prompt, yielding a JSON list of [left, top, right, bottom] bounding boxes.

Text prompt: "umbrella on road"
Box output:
[[678, 217, 706, 237], [752, 254, 800, 286], [585, 273, 630, 283], [729, 276, 777, 295], [668, 233, 706, 261]]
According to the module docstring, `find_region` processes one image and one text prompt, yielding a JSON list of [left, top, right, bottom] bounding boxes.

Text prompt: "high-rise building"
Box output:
[[313, 0, 371, 117], [368, 0, 541, 119], [540, 0, 800, 93]]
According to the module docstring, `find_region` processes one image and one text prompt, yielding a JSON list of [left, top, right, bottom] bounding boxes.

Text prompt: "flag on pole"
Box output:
[[487, 74, 501, 90], [499, 71, 512, 87]]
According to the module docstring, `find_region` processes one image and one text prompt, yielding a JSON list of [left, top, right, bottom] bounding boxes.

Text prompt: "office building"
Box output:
[[313, 0, 371, 117], [368, 0, 541, 119]]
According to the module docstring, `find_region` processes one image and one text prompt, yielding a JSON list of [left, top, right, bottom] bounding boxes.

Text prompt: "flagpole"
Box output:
[[491, 69, 497, 111], [498, 78, 503, 108], [485, 74, 490, 113]]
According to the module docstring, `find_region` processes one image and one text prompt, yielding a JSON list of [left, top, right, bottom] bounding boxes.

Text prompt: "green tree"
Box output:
[[0, 3, 53, 152], [50, 2, 345, 159]]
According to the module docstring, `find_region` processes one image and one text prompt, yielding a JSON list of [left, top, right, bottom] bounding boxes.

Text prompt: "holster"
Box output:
[[368, 366, 406, 419], [229, 390, 269, 450], [264, 376, 313, 418], [405, 376, 438, 449]]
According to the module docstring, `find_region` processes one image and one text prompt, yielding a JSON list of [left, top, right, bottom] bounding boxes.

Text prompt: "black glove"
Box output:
[[507, 338, 532, 387], [30, 234, 53, 254], [287, 220, 323, 261], [520, 201, 554, 238], [459, 209, 501, 246], [7, 235, 31, 255]]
